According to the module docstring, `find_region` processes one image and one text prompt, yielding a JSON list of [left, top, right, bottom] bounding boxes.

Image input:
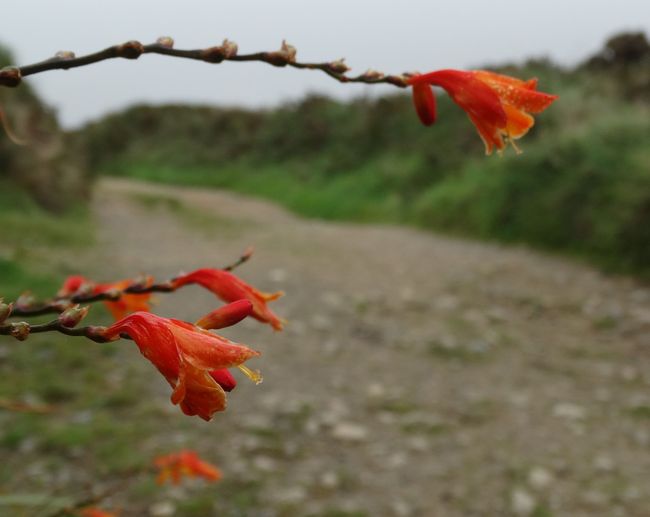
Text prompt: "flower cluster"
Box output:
[[154, 449, 222, 485], [105, 309, 261, 421], [55, 266, 284, 420], [408, 69, 558, 154]]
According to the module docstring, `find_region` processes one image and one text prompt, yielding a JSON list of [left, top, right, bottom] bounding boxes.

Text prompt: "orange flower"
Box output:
[[78, 508, 119, 517], [172, 269, 285, 331], [104, 312, 261, 420], [59, 275, 153, 321], [154, 449, 222, 485], [408, 69, 558, 154]]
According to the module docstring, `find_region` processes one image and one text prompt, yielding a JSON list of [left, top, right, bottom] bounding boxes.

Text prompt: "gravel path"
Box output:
[[87, 178, 650, 517]]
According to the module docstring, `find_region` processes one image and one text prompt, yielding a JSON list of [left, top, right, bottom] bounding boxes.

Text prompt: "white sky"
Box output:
[[3, 0, 649, 128]]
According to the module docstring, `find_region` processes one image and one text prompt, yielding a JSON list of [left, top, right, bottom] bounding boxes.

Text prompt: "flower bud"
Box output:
[[0, 67, 21, 87], [57, 275, 91, 298], [156, 36, 174, 49], [328, 59, 350, 74], [411, 81, 436, 126], [52, 300, 73, 312], [241, 245, 254, 261], [130, 275, 154, 290], [265, 40, 297, 67], [386, 74, 409, 88], [201, 39, 238, 63], [280, 40, 297, 62], [15, 292, 35, 311], [55, 51, 76, 60], [361, 69, 385, 81], [196, 300, 253, 330], [9, 322, 30, 341], [220, 39, 238, 58], [75, 283, 95, 298], [103, 288, 122, 301], [86, 326, 113, 342], [116, 40, 144, 59], [58, 305, 89, 328], [201, 46, 227, 63], [0, 300, 13, 323]]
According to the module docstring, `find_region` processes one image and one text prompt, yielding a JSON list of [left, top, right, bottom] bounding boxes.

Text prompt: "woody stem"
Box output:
[[0, 319, 131, 343], [0, 38, 409, 89]]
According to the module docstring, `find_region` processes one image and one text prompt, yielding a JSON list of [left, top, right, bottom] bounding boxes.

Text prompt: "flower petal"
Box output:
[[503, 104, 535, 139], [474, 70, 557, 113], [168, 319, 260, 371], [467, 113, 505, 155], [210, 369, 237, 392], [176, 361, 227, 421], [411, 81, 437, 126]]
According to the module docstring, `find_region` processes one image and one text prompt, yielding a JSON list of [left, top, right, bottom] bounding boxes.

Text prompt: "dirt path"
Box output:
[[87, 178, 650, 517]]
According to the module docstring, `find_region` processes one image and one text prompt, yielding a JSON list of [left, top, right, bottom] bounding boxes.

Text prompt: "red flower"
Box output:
[[172, 269, 285, 331], [59, 275, 153, 321], [154, 449, 222, 485], [104, 312, 261, 420], [408, 69, 558, 154]]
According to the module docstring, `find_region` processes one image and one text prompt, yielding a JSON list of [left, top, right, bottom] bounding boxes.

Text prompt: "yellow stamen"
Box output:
[[237, 364, 263, 385], [509, 137, 523, 155]]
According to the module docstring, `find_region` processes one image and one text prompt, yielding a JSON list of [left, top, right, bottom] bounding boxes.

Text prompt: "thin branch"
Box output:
[[0, 37, 410, 89], [9, 248, 254, 318], [0, 318, 118, 343], [222, 245, 254, 271]]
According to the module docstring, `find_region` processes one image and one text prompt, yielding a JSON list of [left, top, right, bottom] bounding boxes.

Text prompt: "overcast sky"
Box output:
[[3, 0, 649, 128]]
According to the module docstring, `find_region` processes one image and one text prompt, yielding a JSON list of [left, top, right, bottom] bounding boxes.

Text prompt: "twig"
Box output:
[[0, 37, 410, 89], [0, 318, 119, 343], [222, 245, 254, 271]]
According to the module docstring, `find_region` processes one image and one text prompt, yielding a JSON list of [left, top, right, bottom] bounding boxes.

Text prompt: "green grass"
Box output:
[[0, 180, 94, 301], [0, 180, 93, 250], [120, 159, 404, 223], [0, 257, 60, 301], [625, 405, 650, 419]]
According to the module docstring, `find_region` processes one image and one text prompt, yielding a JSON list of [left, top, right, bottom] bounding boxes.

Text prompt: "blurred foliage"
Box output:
[[0, 45, 90, 213], [76, 32, 650, 277], [0, 181, 93, 301]]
